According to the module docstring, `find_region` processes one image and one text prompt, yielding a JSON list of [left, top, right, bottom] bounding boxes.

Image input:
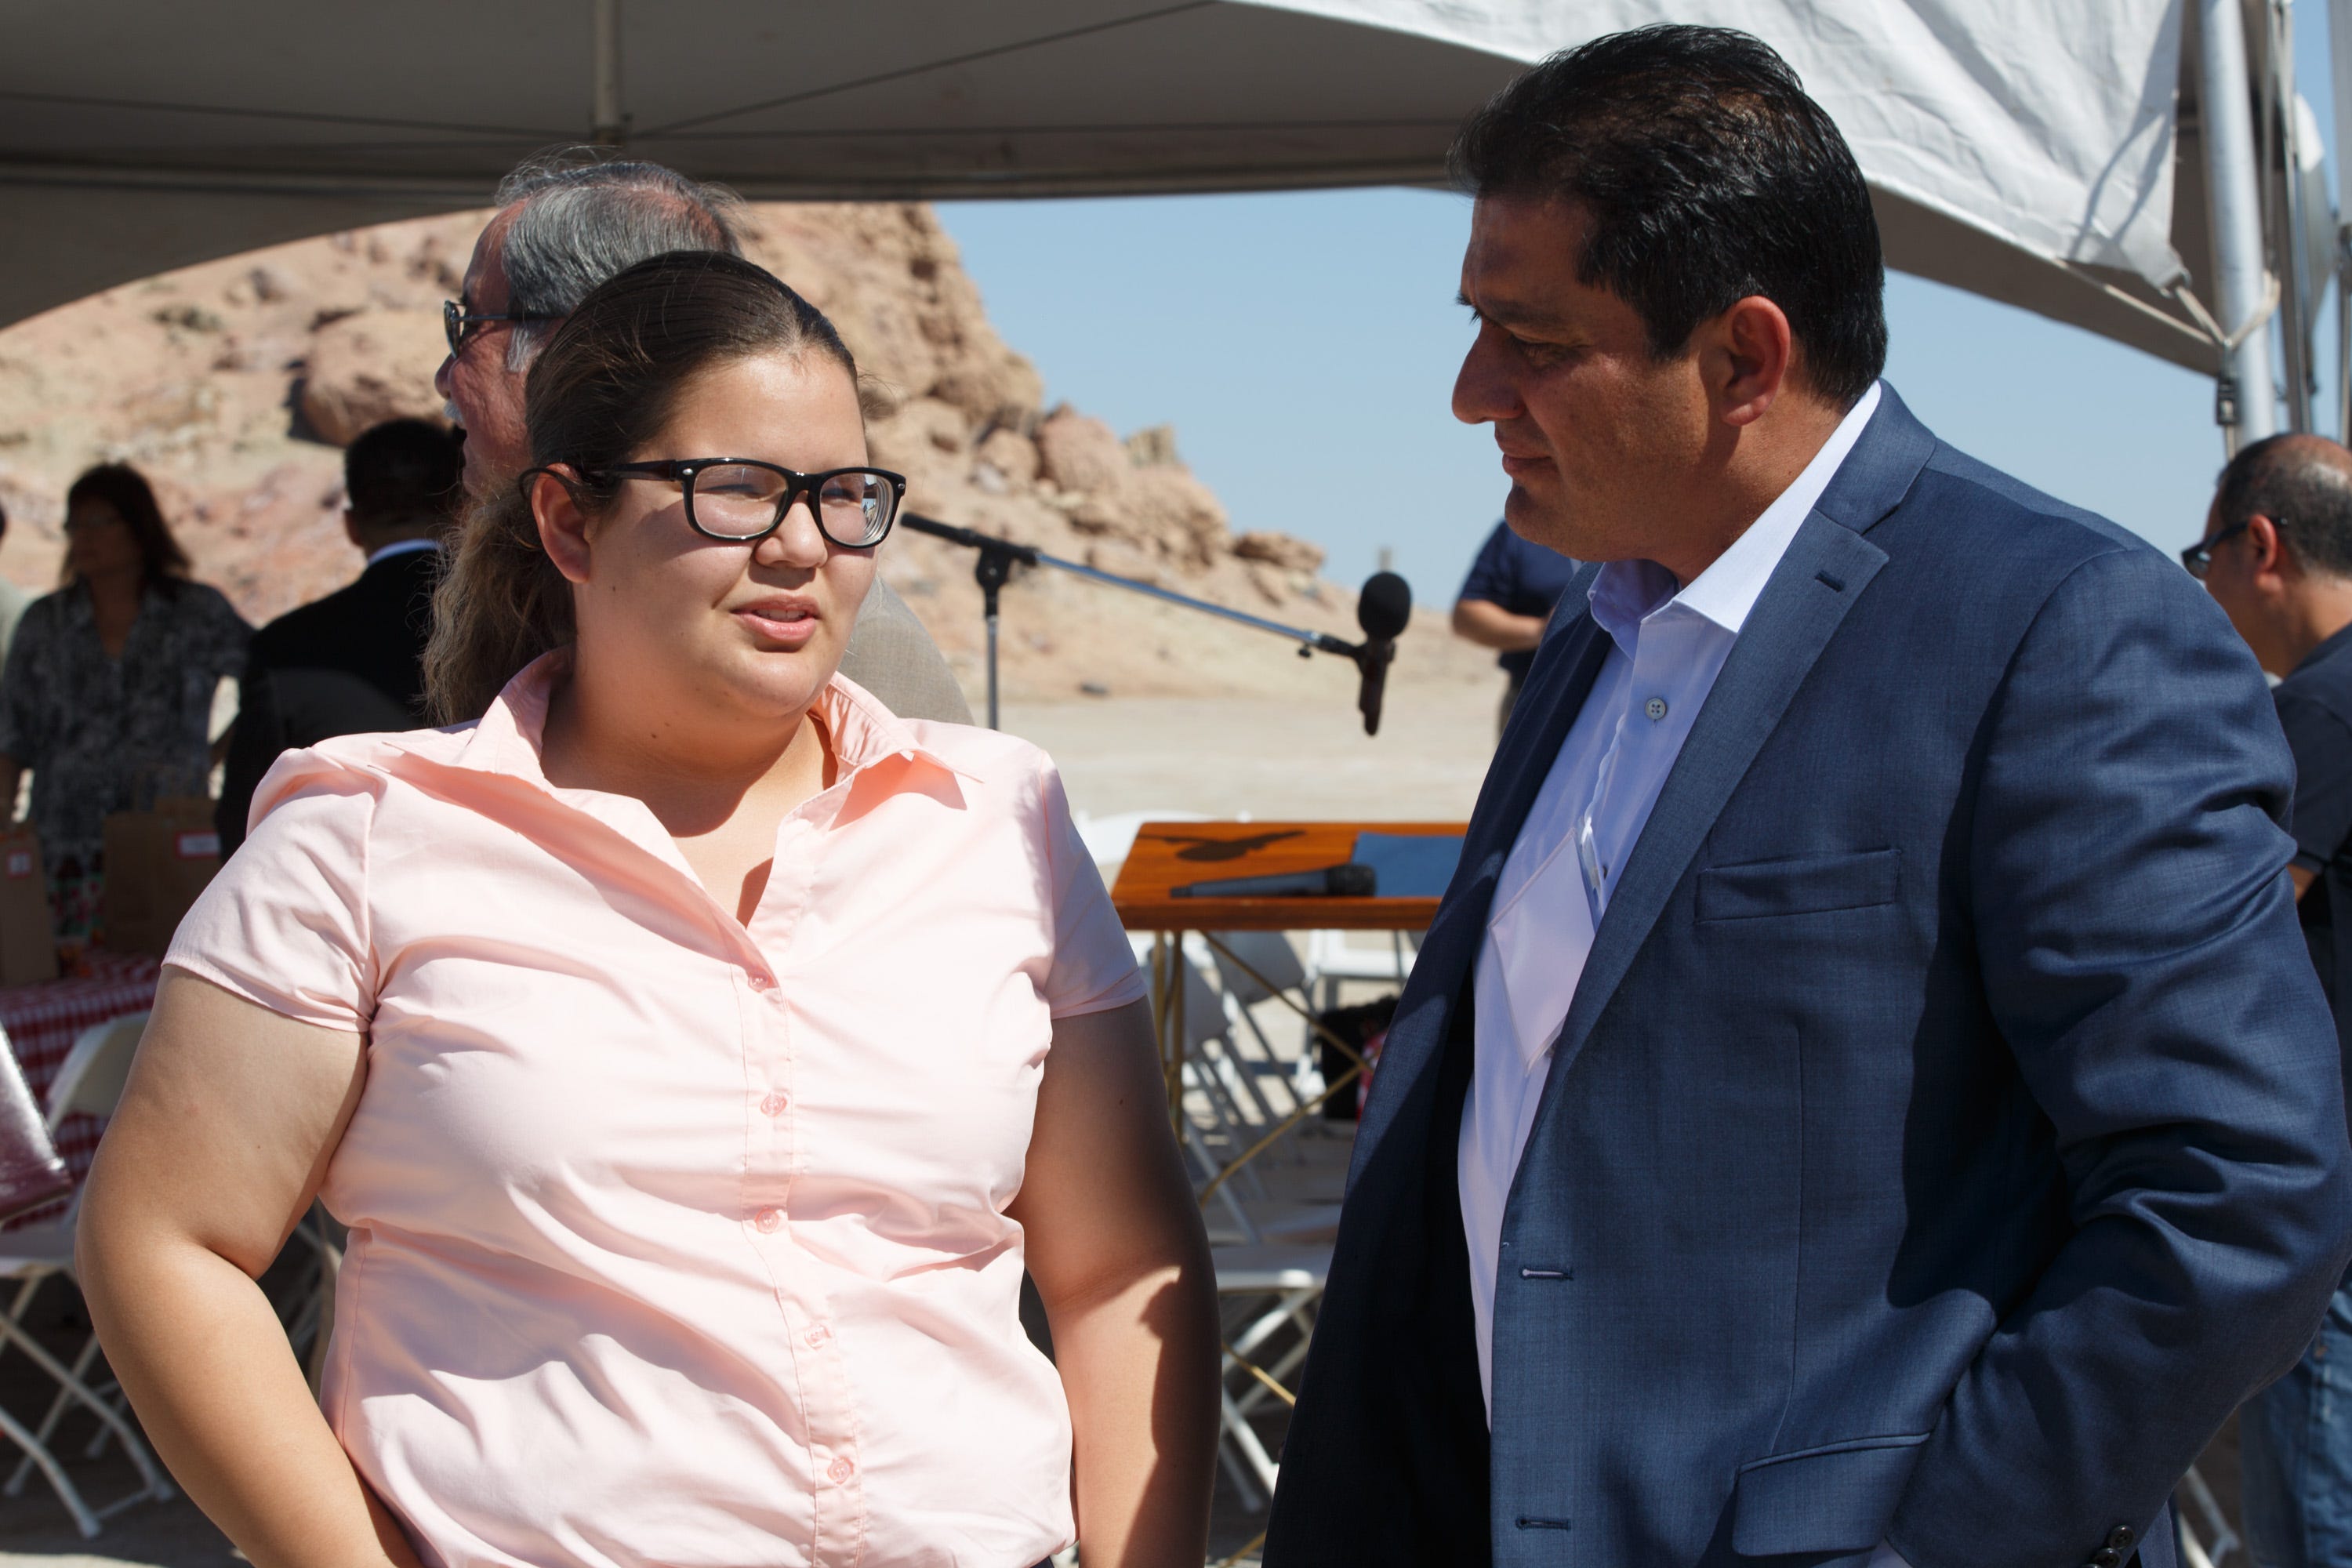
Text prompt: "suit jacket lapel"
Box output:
[[1543, 389, 1937, 1083]]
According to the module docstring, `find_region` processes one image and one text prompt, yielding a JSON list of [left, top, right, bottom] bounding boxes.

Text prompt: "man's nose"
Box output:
[[433, 353, 455, 401], [1453, 327, 1517, 426]]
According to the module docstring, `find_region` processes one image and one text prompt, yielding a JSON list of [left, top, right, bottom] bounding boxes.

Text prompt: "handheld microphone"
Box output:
[[1171, 862, 1378, 898], [1352, 572, 1411, 736]]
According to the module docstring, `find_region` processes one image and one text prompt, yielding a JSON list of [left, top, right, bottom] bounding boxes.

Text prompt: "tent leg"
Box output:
[[2201, 0, 2283, 449]]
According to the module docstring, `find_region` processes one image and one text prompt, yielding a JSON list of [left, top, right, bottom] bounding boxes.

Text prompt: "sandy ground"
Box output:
[[1002, 674, 1504, 826]]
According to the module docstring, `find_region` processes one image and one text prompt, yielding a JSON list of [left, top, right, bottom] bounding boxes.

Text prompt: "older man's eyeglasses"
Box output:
[[443, 299, 560, 357], [568, 459, 906, 548], [2180, 516, 2281, 579]]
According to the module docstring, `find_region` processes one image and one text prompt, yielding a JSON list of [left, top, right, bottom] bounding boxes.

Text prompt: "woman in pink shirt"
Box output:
[[75, 251, 1219, 1568]]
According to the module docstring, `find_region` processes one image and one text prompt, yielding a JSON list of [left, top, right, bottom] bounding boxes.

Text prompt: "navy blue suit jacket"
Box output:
[[1264, 388, 2352, 1568]]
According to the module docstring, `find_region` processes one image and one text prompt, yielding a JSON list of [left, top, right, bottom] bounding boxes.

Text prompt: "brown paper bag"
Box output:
[[101, 796, 222, 956], [0, 826, 56, 985]]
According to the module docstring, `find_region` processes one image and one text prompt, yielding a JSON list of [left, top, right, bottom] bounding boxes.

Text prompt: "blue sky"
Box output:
[[934, 13, 2342, 610]]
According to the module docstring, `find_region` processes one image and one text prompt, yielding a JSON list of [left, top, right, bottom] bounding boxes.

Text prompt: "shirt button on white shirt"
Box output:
[[828, 1457, 856, 1485], [748, 971, 776, 991], [752, 1207, 782, 1234], [760, 1091, 789, 1116]]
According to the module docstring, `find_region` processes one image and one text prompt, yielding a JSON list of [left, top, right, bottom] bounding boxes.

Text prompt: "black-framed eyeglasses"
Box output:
[[2181, 515, 2280, 579], [443, 298, 561, 357], [576, 459, 906, 547]]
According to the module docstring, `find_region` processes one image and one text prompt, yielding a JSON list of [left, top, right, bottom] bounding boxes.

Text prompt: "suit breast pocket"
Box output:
[[1695, 848, 1900, 923]]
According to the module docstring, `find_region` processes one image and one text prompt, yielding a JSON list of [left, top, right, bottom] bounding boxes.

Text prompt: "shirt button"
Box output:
[[760, 1091, 790, 1117], [753, 1207, 782, 1233], [805, 1323, 831, 1347], [747, 971, 775, 991], [827, 1457, 855, 1485], [1644, 695, 1668, 721]]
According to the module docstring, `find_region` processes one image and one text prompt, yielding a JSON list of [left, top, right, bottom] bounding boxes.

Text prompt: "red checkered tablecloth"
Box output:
[[1, 949, 162, 1230]]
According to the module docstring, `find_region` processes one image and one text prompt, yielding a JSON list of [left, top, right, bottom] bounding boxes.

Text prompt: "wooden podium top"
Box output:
[[1110, 820, 1465, 932]]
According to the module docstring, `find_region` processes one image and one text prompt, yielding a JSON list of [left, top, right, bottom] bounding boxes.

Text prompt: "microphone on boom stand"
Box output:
[[1348, 572, 1411, 737], [898, 510, 1414, 734]]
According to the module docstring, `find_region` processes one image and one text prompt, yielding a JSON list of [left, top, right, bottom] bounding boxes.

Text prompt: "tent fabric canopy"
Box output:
[[0, 0, 2236, 374]]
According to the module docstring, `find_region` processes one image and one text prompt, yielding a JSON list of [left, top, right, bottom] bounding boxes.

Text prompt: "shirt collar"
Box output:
[[1586, 381, 1884, 647], [2292, 619, 2352, 680], [365, 537, 442, 568], [461, 649, 975, 788]]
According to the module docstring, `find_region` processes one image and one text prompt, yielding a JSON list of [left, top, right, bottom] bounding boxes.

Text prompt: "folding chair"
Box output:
[[1200, 931, 1315, 1122], [1301, 927, 1417, 1013], [1210, 1241, 1330, 1512], [0, 1012, 174, 1536]]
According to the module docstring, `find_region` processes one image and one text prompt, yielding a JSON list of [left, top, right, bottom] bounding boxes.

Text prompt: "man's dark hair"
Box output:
[[345, 419, 464, 540], [1450, 24, 1886, 408], [2216, 434, 2352, 579]]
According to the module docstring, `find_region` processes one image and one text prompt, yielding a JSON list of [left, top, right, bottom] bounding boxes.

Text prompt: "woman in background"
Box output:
[[76, 252, 1218, 1568], [0, 463, 249, 947]]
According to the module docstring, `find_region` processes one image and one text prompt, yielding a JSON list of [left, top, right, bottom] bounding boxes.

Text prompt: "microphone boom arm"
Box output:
[[900, 510, 1378, 728]]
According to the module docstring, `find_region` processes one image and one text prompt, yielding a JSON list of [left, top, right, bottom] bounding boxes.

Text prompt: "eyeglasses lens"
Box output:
[[442, 300, 463, 356], [818, 471, 895, 546], [690, 466, 895, 546], [691, 464, 791, 539]]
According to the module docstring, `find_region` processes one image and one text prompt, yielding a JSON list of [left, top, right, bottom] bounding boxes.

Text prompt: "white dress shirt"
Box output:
[[363, 535, 442, 568], [1460, 385, 1900, 1562]]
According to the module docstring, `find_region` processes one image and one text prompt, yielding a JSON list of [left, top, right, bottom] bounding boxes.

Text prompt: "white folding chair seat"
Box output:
[[0, 1013, 173, 1535]]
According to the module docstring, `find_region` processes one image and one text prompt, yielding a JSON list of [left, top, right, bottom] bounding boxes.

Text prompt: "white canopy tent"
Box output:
[[0, 0, 2330, 445]]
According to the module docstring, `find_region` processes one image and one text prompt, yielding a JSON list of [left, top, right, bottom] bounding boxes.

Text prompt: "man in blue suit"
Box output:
[[1265, 26, 2352, 1568]]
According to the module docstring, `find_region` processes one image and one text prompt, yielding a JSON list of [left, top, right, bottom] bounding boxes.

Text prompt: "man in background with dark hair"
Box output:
[[216, 418, 459, 851], [434, 151, 972, 725], [2190, 433, 2352, 1568], [1269, 24, 2351, 1568]]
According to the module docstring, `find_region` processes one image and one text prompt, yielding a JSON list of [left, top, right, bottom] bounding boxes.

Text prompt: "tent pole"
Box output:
[[592, 0, 626, 147], [2203, 0, 2283, 448], [2274, 2, 2316, 433], [2331, 0, 2352, 441]]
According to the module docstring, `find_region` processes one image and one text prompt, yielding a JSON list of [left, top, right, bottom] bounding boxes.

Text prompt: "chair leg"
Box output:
[[0, 1312, 173, 1504], [1218, 1377, 1282, 1501], [5, 1331, 103, 1495], [0, 1399, 101, 1539]]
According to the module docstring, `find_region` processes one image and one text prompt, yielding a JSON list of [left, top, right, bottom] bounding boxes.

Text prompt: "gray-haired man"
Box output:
[[433, 153, 971, 724]]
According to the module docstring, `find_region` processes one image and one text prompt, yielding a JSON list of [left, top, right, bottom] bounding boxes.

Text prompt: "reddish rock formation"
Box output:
[[0, 201, 1470, 702]]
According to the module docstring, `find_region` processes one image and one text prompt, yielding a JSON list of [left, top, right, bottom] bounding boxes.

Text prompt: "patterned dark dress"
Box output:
[[0, 579, 252, 942]]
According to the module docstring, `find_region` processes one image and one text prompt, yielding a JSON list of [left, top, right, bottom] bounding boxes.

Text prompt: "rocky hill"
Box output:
[[0, 201, 1486, 704]]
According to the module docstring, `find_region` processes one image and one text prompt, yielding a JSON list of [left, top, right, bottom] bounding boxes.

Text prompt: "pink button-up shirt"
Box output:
[[166, 654, 1146, 1568]]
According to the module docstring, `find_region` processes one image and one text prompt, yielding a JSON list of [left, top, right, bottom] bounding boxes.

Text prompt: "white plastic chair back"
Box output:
[[1205, 931, 1308, 1007], [45, 1013, 147, 1132]]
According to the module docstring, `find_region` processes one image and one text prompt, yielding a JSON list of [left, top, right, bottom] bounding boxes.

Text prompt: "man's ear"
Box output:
[[2248, 514, 2292, 579], [529, 468, 595, 586], [1706, 295, 1796, 430]]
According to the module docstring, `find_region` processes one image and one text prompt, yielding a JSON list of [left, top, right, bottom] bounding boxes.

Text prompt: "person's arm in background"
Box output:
[[75, 971, 421, 1568], [0, 596, 46, 826], [1450, 598, 1548, 652], [1012, 997, 1218, 1567], [1886, 547, 2352, 1568], [1452, 520, 1547, 653], [2274, 690, 2352, 904]]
